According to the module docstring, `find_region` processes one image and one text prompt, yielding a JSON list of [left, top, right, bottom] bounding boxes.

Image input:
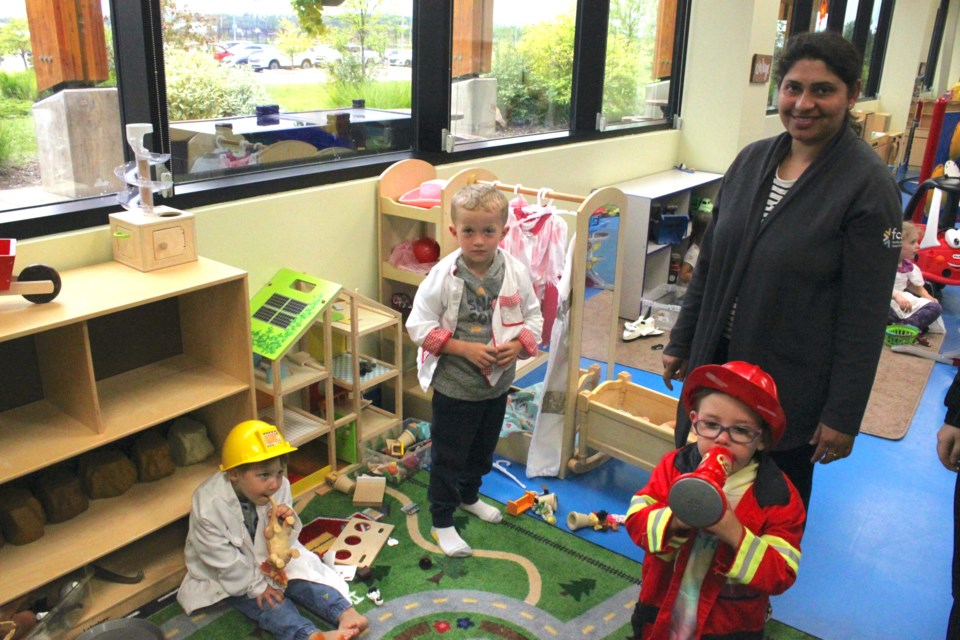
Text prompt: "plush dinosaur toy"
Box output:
[[261, 496, 300, 586]]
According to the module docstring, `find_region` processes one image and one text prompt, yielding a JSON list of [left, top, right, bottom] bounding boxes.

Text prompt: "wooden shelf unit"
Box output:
[[329, 288, 403, 456], [377, 160, 497, 421], [252, 273, 403, 489], [0, 257, 256, 620], [609, 169, 723, 320]]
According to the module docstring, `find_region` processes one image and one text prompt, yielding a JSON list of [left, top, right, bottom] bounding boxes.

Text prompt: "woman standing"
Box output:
[[662, 31, 902, 510]]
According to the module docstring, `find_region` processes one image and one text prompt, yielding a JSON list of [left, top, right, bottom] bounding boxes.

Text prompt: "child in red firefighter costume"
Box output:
[[625, 361, 805, 640]]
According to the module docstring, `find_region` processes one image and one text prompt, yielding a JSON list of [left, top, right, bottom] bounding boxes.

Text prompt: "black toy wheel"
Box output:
[[19, 264, 61, 304]]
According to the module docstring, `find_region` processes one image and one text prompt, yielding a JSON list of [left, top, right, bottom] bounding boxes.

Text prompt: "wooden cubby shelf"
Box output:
[[0, 257, 256, 622]]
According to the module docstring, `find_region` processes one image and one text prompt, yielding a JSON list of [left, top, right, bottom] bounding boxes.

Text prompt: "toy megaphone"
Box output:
[[667, 446, 733, 528]]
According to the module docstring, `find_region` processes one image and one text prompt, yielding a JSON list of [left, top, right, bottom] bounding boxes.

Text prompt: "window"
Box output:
[[447, 0, 576, 147], [923, 0, 950, 92], [601, 0, 674, 130], [2, 0, 688, 239], [770, 0, 894, 104], [0, 0, 121, 215], [162, 0, 414, 183]]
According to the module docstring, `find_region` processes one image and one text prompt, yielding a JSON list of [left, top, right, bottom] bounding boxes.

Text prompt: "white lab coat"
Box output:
[[177, 473, 348, 615], [406, 248, 543, 390]]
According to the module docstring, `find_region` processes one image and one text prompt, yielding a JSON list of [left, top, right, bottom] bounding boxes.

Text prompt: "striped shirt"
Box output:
[[723, 174, 797, 339]]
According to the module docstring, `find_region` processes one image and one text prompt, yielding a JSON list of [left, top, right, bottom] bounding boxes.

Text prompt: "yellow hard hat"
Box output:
[[220, 420, 298, 471]]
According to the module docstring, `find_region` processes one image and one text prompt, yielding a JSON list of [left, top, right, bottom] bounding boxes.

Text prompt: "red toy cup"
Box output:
[[668, 446, 733, 528]]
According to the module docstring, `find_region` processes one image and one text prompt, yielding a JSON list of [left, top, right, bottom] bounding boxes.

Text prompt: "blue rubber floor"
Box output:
[[481, 287, 960, 640]]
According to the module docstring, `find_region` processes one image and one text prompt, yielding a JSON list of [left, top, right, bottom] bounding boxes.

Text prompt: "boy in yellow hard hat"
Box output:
[[177, 420, 367, 640]]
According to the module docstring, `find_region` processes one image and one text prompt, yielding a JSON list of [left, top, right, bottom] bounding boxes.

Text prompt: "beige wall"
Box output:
[[879, 0, 940, 134], [681, 0, 780, 172], [19, 131, 682, 296]]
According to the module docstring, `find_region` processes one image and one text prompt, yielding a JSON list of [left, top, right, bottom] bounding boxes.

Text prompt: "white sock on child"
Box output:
[[460, 499, 503, 523], [431, 526, 473, 557]]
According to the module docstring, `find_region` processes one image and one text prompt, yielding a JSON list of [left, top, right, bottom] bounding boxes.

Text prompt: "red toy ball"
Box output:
[[412, 237, 440, 263]]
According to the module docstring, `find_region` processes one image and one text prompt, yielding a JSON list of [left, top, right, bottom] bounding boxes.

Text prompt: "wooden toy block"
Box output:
[[385, 438, 404, 456], [352, 475, 386, 507], [303, 532, 336, 556], [109, 206, 198, 273], [327, 516, 395, 567]]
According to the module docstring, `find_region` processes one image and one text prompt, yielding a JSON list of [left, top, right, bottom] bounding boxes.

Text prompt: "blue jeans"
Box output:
[[229, 580, 351, 640]]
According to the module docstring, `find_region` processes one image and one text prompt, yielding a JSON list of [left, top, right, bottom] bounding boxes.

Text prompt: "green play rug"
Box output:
[[145, 472, 818, 640]]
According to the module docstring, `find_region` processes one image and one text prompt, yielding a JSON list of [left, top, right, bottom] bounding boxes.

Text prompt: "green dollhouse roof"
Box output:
[[250, 268, 343, 360]]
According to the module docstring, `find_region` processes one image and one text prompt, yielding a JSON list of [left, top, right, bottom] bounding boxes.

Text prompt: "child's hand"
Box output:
[[454, 340, 498, 369], [495, 340, 524, 367], [893, 292, 912, 312], [704, 508, 744, 547], [270, 502, 295, 523], [668, 513, 692, 534], [256, 584, 285, 609]]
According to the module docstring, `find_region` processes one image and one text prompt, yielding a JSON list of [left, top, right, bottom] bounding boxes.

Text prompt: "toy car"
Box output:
[[903, 172, 960, 288], [0, 238, 61, 304]]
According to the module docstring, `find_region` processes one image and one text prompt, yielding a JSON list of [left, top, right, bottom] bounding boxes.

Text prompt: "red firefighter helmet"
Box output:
[[681, 361, 786, 446]]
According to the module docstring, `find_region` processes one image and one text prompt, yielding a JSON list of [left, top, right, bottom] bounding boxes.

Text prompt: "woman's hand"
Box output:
[[662, 354, 687, 391], [809, 422, 855, 464], [937, 424, 960, 472]]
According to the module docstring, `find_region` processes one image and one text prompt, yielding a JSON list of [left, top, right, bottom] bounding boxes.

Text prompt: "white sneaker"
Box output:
[[623, 316, 664, 341]]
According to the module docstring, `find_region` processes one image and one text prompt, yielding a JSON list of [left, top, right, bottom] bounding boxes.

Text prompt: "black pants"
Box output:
[[950, 470, 960, 640], [709, 336, 818, 513], [428, 390, 508, 528], [768, 444, 816, 514]]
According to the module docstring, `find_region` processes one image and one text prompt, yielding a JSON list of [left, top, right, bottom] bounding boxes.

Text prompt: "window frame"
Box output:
[[2, 0, 683, 240], [773, 0, 894, 104], [923, 0, 950, 91]]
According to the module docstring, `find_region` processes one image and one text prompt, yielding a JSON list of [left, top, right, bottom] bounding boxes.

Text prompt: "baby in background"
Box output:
[[890, 221, 942, 336]]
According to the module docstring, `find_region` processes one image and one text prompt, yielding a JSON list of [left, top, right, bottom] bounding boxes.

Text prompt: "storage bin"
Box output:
[[363, 419, 432, 483], [640, 283, 686, 330], [650, 213, 689, 245]]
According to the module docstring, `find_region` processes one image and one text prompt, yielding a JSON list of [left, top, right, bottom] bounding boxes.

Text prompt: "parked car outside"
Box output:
[[221, 43, 265, 66], [386, 49, 412, 66], [345, 44, 381, 64], [248, 45, 314, 70], [213, 43, 231, 62], [312, 44, 342, 66]]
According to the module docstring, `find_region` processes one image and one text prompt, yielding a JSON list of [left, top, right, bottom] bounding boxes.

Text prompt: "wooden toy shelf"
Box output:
[[0, 257, 256, 629], [329, 288, 403, 452]]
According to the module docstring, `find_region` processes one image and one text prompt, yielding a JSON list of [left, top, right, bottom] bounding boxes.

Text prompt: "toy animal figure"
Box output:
[[589, 510, 622, 532], [261, 496, 299, 586]]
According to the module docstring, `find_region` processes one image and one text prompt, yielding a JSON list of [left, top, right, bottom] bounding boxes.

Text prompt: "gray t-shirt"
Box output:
[[433, 253, 514, 400]]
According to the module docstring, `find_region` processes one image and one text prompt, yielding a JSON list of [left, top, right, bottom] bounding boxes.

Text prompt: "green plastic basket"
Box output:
[[885, 323, 919, 347]]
